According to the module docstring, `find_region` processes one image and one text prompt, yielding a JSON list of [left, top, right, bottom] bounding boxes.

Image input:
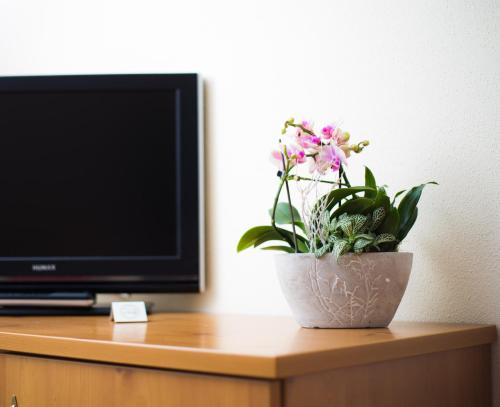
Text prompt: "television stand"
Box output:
[[0, 292, 110, 316], [0, 314, 495, 406]]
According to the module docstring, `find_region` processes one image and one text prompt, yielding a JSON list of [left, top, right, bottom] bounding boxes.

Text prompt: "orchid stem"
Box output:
[[271, 167, 296, 250], [288, 176, 348, 186], [281, 155, 298, 252], [284, 175, 298, 254], [285, 122, 316, 136]]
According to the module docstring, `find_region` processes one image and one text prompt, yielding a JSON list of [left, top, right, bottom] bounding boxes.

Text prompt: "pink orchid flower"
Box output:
[[270, 150, 285, 170], [286, 144, 306, 166], [296, 133, 321, 149], [270, 143, 306, 170], [301, 120, 314, 131], [309, 145, 346, 174], [321, 124, 336, 139]]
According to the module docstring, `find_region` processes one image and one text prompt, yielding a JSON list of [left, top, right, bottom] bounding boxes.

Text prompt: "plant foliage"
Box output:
[[236, 118, 436, 260], [237, 166, 436, 259]]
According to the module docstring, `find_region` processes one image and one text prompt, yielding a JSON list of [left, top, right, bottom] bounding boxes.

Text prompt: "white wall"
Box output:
[[1, 0, 499, 403]]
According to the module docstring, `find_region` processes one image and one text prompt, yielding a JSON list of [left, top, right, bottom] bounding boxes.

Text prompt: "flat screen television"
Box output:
[[0, 74, 204, 295]]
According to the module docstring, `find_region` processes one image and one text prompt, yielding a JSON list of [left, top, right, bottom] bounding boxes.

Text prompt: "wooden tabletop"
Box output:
[[0, 313, 495, 378]]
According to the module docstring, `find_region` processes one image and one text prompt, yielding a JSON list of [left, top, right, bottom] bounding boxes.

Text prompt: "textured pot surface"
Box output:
[[275, 252, 413, 328]]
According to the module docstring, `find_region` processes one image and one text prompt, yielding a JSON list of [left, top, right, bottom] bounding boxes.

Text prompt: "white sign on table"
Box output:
[[110, 301, 148, 323]]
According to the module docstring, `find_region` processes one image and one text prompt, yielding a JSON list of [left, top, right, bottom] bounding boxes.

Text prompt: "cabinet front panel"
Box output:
[[0, 354, 280, 407]]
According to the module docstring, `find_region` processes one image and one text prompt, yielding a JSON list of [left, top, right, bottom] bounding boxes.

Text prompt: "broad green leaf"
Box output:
[[295, 221, 307, 233], [261, 245, 295, 253], [237, 226, 277, 252], [253, 230, 288, 248], [269, 202, 301, 225], [331, 197, 374, 219], [397, 207, 418, 241], [377, 206, 400, 235], [272, 227, 309, 253], [269, 202, 306, 234], [391, 189, 407, 206], [398, 182, 436, 240], [314, 187, 376, 213], [370, 187, 390, 215], [364, 167, 377, 198], [295, 237, 310, 253], [237, 225, 307, 253]]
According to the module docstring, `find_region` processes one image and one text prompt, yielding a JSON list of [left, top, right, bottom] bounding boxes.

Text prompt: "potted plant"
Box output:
[[237, 118, 435, 328]]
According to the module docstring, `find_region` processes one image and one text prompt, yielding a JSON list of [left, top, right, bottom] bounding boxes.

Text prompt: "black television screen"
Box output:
[[0, 74, 203, 293]]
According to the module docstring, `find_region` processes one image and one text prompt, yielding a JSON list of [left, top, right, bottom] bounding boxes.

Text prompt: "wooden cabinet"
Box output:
[[0, 313, 495, 407], [0, 354, 279, 407]]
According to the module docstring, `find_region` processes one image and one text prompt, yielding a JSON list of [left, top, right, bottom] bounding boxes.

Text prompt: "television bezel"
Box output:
[[0, 74, 204, 293]]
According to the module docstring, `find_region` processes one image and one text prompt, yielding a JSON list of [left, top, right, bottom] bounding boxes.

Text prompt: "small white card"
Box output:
[[110, 301, 148, 323]]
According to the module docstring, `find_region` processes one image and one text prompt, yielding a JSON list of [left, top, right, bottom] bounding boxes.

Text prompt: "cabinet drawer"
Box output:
[[0, 353, 280, 407]]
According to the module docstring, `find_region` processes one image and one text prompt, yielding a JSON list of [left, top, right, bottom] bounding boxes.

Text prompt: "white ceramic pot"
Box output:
[[275, 252, 412, 328]]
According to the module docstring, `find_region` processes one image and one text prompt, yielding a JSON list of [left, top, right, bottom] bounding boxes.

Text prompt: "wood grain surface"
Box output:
[[0, 313, 495, 378], [0, 353, 281, 407], [284, 345, 492, 407]]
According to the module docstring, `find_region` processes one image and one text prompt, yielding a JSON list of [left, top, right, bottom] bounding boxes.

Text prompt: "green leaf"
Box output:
[[375, 207, 400, 251], [353, 237, 373, 253], [261, 245, 295, 253], [375, 233, 396, 245], [237, 225, 308, 253], [340, 218, 354, 236], [295, 221, 307, 233], [329, 218, 339, 233], [391, 189, 407, 206], [269, 202, 301, 225], [280, 228, 309, 253], [355, 233, 376, 240], [370, 187, 390, 215], [237, 226, 277, 252], [315, 244, 331, 258], [269, 202, 306, 233], [364, 167, 377, 198], [274, 228, 309, 253], [321, 211, 330, 227], [370, 207, 386, 231], [377, 206, 400, 235], [397, 207, 418, 241], [328, 233, 341, 244], [314, 187, 376, 213], [331, 197, 374, 219], [351, 214, 369, 234], [398, 182, 436, 240], [333, 240, 351, 260], [253, 230, 288, 248]]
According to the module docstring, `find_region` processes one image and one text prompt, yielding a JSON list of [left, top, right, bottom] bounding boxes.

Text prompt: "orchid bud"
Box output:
[[352, 140, 370, 153]]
